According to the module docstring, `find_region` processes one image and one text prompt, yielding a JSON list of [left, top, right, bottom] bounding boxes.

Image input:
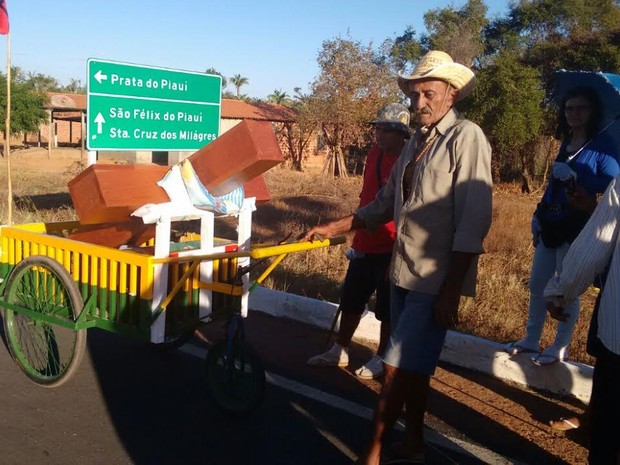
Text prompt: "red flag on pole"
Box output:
[[0, 0, 9, 35]]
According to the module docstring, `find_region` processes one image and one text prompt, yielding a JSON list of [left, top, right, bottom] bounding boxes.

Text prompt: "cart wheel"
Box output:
[[205, 339, 265, 415], [2, 256, 86, 387]]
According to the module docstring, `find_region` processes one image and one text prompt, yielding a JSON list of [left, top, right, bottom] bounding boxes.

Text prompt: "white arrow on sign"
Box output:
[[94, 113, 106, 134], [94, 70, 108, 84]]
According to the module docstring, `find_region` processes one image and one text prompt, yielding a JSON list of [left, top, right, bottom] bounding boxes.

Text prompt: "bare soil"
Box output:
[[2, 147, 590, 463]]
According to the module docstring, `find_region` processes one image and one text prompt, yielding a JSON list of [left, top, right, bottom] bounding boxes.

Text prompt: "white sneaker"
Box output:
[[355, 355, 384, 379], [307, 343, 349, 367]]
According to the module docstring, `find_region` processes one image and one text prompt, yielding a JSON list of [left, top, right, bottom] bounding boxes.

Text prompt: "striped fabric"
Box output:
[[544, 174, 620, 356], [178, 159, 244, 215]]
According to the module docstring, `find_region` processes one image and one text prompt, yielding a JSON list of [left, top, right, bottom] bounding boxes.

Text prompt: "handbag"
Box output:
[[534, 201, 568, 248]]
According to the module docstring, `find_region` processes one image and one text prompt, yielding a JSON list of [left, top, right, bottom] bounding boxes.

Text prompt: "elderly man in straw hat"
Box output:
[[301, 50, 492, 464]]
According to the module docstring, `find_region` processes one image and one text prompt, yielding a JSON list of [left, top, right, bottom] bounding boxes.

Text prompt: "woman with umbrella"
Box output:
[[506, 81, 620, 365]]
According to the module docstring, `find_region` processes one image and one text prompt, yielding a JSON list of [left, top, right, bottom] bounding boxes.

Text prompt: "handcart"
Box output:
[[0, 204, 343, 414]]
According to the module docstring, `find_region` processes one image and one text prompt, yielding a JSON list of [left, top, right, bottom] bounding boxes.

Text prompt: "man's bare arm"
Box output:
[[301, 214, 366, 241], [434, 251, 476, 328]]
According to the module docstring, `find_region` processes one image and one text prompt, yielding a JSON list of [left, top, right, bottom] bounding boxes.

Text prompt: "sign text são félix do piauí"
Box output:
[[87, 59, 222, 151]]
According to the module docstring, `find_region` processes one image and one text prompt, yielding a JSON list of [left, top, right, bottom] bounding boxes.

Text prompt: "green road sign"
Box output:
[[87, 58, 222, 151]]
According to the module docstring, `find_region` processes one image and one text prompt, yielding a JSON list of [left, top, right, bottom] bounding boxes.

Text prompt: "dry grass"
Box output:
[[0, 152, 597, 364]]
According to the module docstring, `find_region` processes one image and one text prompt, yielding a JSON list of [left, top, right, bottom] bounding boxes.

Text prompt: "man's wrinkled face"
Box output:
[[406, 79, 456, 127]]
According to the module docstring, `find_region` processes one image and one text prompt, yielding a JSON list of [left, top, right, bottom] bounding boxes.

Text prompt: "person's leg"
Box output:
[[354, 254, 391, 379], [378, 320, 391, 356], [394, 292, 445, 458], [336, 312, 362, 347], [547, 242, 580, 359], [373, 253, 392, 356], [336, 256, 375, 347], [589, 346, 620, 464], [308, 257, 373, 366], [361, 288, 444, 462], [358, 364, 409, 465], [518, 244, 558, 349], [358, 286, 408, 465]]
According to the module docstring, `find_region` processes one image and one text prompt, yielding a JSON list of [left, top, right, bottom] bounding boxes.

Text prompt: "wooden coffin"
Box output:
[[188, 119, 283, 196], [69, 163, 271, 226]]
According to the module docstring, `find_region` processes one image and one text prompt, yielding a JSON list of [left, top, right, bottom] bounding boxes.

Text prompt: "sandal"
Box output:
[[531, 353, 561, 366], [504, 341, 537, 355], [550, 417, 580, 431]]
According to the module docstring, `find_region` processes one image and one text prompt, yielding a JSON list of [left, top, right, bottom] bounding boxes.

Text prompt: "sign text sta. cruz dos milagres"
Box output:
[[87, 58, 222, 151]]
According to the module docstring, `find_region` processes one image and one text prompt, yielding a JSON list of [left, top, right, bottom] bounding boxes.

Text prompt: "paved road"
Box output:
[[0, 311, 546, 465]]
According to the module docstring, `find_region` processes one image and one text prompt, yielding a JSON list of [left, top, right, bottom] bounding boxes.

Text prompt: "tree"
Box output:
[[23, 71, 60, 92], [10, 66, 25, 83], [391, 26, 423, 71], [267, 89, 289, 105], [462, 52, 545, 189], [61, 78, 85, 94], [421, 0, 488, 66], [307, 36, 399, 177], [0, 74, 48, 140], [275, 89, 314, 171], [493, 0, 620, 93], [205, 67, 228, 91], [230, 74, 249, 98]]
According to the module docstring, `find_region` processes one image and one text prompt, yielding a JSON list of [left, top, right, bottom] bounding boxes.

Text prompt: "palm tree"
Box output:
[[267, 89, 289, 104], [11, 65, 25, 83], [205, 67, 227, 90], [25, 71, 60, 92], [230, 74, 249, 98], [63, 78, 85, 94]]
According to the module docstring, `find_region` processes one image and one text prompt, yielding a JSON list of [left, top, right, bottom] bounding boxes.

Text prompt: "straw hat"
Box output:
[[397, 50, 476, 102]]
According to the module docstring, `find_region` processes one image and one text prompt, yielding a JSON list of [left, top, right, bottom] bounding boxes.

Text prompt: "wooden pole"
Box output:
[[5, 30, 11, 224], [47, 109, 52, 158], [81, 110, 85, 159]]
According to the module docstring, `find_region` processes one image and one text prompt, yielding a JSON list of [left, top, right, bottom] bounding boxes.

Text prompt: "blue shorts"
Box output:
[[339, 253, 391, 322], [382, 286, 447, 375]]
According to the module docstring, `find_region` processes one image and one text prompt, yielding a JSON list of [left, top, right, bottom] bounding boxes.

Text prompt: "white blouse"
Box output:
[[544, 174, 620, 356]]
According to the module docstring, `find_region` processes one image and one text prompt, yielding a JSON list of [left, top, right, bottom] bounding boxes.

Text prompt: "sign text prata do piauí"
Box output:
[[87, 58, 222, 151]]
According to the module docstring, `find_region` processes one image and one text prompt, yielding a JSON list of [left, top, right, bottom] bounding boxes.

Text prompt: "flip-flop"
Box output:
[[531, 353, 560, 366], [550, 417, 580, 431], [504, 341, 538, 355]]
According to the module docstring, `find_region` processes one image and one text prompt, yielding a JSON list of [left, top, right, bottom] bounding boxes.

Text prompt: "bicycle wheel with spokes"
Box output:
[[206, 338, 265, 415], [2, 256, 86, 387]]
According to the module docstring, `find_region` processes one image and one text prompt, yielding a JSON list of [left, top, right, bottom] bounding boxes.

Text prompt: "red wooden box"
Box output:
[[188, 119, 284, 196], [69, 164, 271, 225]]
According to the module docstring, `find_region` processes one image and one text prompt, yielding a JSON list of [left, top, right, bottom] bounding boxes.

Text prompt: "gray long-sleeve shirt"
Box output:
[[356, 108, 493, 296]]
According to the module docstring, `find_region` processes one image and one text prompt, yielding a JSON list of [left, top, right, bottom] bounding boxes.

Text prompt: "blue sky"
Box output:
[[1, 0, 511, 99]]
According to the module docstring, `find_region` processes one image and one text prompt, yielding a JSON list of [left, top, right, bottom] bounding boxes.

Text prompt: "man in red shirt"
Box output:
[[307, 103, 410, 379]]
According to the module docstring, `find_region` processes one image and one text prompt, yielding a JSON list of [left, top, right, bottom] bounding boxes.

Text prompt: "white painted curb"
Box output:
[[249, 286, 592, 404]]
